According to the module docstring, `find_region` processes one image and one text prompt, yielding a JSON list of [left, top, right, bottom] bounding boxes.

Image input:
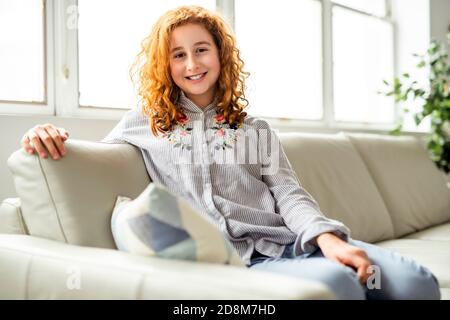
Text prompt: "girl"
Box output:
[[21, 5, 440, 300]]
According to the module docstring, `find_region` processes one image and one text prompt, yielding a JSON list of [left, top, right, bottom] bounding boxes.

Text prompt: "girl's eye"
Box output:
[[173, 48, 207, 59]]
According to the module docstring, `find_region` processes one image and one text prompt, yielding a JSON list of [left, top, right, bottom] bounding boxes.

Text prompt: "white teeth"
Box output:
[[187, 73, 205, 80]]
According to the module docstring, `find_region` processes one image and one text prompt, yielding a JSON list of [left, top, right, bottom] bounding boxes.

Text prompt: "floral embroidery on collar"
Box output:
[[161, 112, 193, 151], [211, 113, 241, 150], [161, 110, 243, 152]]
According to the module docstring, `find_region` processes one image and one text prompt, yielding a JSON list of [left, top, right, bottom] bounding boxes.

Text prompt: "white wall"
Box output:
[[430, 0, 450, 53]]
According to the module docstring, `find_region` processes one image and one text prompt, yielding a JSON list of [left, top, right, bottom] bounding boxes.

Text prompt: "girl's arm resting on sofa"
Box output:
[[21, 123, 69, 160]]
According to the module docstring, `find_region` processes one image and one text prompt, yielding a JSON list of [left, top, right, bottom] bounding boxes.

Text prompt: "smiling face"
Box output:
[[169, 23, 221, 109]]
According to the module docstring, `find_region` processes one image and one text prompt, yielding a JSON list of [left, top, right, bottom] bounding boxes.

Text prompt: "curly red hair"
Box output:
[[130, 5, 249, 135]]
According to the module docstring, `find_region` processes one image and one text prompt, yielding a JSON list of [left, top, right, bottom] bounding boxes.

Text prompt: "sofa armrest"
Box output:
[[0, 198, 28, 235], [7, 139, 151, 249], [0, 234, 334, 300]]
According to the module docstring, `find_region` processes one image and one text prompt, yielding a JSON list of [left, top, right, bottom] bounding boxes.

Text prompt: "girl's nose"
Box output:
[[186, 55, 199, 71]]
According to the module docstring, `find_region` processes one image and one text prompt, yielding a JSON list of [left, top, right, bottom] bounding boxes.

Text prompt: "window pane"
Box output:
[[333, 6, 394, 123], [0, 0, 45, 103], [78, 0, 215, 109], [332, 0, 386, 16], [235, 0, 322, 120]]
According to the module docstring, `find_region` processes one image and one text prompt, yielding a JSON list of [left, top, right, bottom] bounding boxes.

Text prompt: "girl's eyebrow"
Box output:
[[171, 41, 212, 53]]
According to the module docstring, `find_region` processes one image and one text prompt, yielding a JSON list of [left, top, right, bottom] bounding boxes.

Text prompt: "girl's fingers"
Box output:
[[340, 250, 370, 284], [22, 124, 69, 160], [37, 126, 62, 159], [58, 128, 69, 142], [357, 265, 367, 284], [21, 134, 35, 154], [57, 128, 69, 139], [354, 257, 371, 284], [45, 126, 66, 157], [27, 130, 48, 158]]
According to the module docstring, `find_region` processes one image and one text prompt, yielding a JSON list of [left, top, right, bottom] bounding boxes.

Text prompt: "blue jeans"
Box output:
[[249, 238, 441, 300]]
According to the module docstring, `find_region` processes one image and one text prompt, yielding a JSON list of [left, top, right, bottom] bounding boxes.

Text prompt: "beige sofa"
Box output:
[[1, 132, 449, 299]]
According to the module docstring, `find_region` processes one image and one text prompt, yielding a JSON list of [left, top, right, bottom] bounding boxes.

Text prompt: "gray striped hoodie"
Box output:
[[101, 91, 350, 265]]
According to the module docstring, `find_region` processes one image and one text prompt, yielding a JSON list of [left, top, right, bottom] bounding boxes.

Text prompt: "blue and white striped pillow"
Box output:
[[111, 183, 245, 267]]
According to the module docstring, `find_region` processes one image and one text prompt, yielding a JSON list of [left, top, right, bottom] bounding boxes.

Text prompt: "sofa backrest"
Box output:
[[8, 132, 450, 248], [278, 132, 395, 243], [7, 140, 150, 249], [346, 133, 450, 237]]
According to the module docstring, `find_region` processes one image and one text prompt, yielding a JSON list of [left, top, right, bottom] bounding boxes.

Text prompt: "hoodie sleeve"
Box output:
[[253, 118, 351, 255]]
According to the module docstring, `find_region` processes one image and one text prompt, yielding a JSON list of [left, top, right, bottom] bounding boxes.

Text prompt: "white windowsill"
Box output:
[[0, 107, 429, 139]]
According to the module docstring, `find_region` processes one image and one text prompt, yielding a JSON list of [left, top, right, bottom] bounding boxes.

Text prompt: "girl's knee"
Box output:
[[380, 264, 441, 300], [350, 240, 441, 300], [402, 267, 441, 300]]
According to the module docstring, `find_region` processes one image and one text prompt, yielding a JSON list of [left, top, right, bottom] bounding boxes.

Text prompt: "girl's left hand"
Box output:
[[316, 232, 372, 285]]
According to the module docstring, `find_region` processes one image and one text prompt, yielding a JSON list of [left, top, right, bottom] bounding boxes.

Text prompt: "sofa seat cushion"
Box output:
[[278, 132, 394, 243], [111, 183, 245, 266], [375, 239, 450, 289], [347, 133, 450, 237], [402, 222, 450, 241], [0, 234, 334, 299], [440, 288, 450, 300]]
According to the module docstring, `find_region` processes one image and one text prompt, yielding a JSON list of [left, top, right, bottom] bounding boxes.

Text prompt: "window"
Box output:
[[332, 4, 394, 124], [0, 0, 429, 134], [235, 0, 397, 127], [332, 0, 386, 16], [235, 0, 323, 120], [77, 0, 215, 110], [0, 0, 45, 103]]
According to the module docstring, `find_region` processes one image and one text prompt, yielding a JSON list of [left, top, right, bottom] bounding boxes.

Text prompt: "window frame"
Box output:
[[230, 0, 399, 133], [57, 0, 228, 120], [0, 0, 54, 115], [329, 0, 397, 127], [53, 0, 127, 120]]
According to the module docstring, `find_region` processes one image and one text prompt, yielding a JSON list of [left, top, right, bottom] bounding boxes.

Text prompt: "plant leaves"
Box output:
[[389, 124, 403, 136]]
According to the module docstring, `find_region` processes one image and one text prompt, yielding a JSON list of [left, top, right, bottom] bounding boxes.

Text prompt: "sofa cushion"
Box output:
[[278, 132, 394, 243], [111, 183, 245, 267], [347, 133, 450, 237], [402, 222, 450, 241], [376, 238, 450, 289], [0, 234, 334, 299], [0, 198, 28, 235], [7, 140, 151, 249]]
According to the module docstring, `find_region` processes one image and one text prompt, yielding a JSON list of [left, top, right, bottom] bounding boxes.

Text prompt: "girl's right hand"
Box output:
[[21, 124, 69, 160]]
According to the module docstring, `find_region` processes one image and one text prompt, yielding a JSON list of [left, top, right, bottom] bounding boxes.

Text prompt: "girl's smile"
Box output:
[[185, 71, 207, 81]]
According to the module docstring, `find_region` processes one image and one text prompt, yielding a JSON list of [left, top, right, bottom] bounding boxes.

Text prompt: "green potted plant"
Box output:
[[382, 34, 450, 173]]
